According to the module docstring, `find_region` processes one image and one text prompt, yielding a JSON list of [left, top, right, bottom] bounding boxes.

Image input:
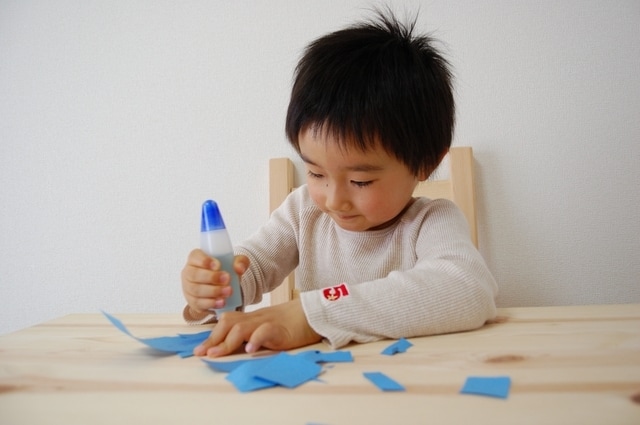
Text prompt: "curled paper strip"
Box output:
[[102, 311, 210, 358], [381, 338, 413, 355]]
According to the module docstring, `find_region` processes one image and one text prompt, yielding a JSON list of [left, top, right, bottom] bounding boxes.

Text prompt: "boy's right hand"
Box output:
[[181, 249, 249, 314]]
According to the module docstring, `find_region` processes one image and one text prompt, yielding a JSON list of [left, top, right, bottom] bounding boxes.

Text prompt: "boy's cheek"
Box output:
[[307, 186, 325, 210]]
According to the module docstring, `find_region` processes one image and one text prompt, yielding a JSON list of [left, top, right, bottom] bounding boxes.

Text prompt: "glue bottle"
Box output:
[[200, 200, 243, 314]]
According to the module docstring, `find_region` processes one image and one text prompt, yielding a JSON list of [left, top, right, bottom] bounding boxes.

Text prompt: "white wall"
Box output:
[[1, 0, 639, 335]]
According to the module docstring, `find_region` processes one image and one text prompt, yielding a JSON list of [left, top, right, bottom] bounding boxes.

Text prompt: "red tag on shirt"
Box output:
[[322, 283, 349, 301]]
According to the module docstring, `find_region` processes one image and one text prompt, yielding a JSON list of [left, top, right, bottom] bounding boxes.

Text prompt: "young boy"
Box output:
[[181, 10, 498, 357]]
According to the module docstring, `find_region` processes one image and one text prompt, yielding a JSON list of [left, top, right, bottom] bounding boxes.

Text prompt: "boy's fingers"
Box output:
[[183, 266, 213, 285], [206, 325, 248, 357], [245, 322, 286, 353], [187, 249, 209, 266], [194, 331, 224, 357], [188, 249, 220, 270], [233, 255, 249, 275], [192, 297, 218, 312], [194, 312, 244, 356], [183, 265, 231, 287]]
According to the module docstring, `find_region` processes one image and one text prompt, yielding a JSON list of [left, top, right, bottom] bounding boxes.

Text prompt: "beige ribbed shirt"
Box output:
[[184, 185, 498, 349]]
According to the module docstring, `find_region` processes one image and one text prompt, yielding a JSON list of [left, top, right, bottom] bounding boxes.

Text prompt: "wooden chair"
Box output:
[[268, 146, 477, 305]]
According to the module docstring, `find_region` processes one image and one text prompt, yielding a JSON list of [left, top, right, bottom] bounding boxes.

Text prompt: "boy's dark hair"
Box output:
[[285, 10, 455, 177]]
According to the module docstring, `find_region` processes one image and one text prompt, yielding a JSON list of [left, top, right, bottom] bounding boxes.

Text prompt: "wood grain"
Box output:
[[1, 305, 639, 424]]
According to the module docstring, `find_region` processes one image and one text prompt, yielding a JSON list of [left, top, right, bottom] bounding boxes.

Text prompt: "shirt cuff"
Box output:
[[182, 304, 217, 325], [299, 290, 348, 349]]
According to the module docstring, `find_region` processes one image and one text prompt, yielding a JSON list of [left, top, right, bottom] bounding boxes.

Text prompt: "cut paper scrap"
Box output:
[[363, 371, 406, 392], [203, 349, 353, 373], [102, 311, 210, 358], [202, 357, 257, 373], [203, 349, 354, 393], [228, 352, 321, 392], [381, 337, 413, 355], [253, 352, 322, 388], [460, 376, 512, 399], [225, 357, 280, 392]]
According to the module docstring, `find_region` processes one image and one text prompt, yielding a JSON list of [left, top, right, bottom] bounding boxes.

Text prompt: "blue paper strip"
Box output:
[[178, 330, 213, 341], [254, 352, 322, 389], [102, 311, 210, 357], [381, 338, 413, 355], [226, 359, 279, 392], [460, 376, 511, 399], [204, 349, 353, 374], [202, 357, 271, 373], [205, 350, 353, 392], [363, 372, 405, 391]]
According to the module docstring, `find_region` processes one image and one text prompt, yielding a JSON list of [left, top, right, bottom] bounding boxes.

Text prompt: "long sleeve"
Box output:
[[297, 194, 498, 348], [232, 190, 306, 305], [183, 185, 498, 343]]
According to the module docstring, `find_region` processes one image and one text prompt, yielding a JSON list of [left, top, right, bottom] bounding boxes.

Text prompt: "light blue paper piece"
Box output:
[[363, 372, 406, 392], [178, 330, 212, 341], [102, 311, 210, 357], [254, 352, 322, 388], [381, 338, 413, 355], [225, 358, 278, 392], [202, 357, 270, 373], [460, 376, 512, 399], [204, 350, 352, 374], [206, 349, 352, 392]]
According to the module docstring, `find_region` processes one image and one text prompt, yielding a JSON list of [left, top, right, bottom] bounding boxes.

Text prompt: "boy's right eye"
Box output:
[[307, 170, 323, 179]]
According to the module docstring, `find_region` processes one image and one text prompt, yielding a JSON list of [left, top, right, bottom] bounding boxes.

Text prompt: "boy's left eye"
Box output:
[[351, 180, 373, 188]]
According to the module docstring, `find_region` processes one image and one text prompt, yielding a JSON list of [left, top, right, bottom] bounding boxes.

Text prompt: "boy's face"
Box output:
[[299, 127, 421, 231]]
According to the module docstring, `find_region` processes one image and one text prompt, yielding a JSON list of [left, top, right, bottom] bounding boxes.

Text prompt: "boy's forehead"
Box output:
[[301, 124, 382, 151], [299, 130, 391, 171], [301, 152, 386, 172]]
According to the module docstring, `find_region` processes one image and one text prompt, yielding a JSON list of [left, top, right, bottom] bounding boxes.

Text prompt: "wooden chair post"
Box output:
[[268, 158, 296, 305], [448, 147, 478, 247]]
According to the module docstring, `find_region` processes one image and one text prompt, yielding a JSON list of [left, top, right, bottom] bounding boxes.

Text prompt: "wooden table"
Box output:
[[1, 305, 639, 424]]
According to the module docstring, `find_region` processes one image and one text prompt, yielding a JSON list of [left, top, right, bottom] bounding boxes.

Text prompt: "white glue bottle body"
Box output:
[[200, 200, 243, 314]]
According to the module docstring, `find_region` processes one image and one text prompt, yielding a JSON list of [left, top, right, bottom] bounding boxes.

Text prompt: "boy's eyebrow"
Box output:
[[300, 153, 385, 172]]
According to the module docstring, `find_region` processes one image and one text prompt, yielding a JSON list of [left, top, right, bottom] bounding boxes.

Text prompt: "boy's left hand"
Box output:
[[193, 298, 322, 357]]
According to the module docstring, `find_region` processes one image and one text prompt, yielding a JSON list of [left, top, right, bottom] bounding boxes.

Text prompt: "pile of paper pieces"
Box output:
[[102, 312, 510, 397], [203, 350, 353, 392]]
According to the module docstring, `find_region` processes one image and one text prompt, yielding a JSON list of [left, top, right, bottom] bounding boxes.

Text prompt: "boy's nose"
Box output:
[[325, 183, 350, 212]]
